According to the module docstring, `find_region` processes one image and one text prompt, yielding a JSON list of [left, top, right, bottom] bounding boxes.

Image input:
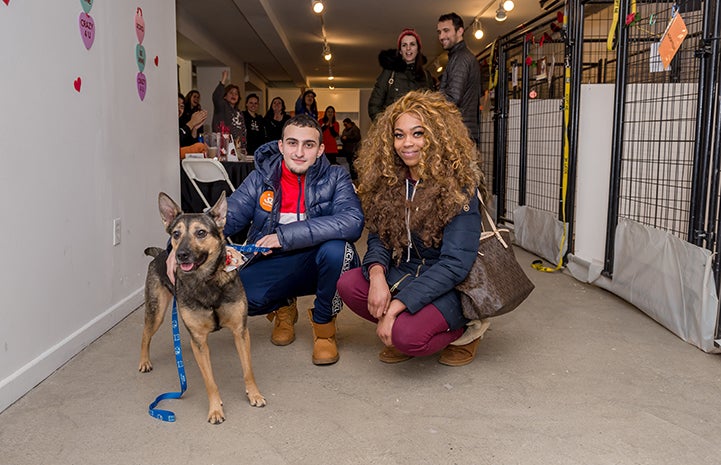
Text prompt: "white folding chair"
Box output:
[[181, 158, 235, 211]]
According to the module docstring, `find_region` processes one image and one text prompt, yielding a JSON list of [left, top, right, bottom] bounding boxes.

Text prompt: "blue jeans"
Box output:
[[239, 240, 358, 323]]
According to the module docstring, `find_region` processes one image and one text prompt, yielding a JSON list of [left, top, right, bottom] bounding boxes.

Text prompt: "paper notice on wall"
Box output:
[[650, 42, 669, 73], [658, 13, 688, 69], [512, 63, 518, 89]]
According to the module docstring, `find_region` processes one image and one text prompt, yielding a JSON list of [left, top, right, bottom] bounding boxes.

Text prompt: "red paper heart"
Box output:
[[2, 0, 10, 5], [154, 56, 158, 66], [74, 77, 82, 92]]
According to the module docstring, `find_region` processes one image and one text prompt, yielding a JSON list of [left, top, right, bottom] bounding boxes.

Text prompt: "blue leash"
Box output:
[[228, 244, 271, 254], [147, 244, 268, 422], [148, 298, 187, 422]]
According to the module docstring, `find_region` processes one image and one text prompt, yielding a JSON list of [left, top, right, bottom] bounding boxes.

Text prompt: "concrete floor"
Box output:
[[1, 247, 721, 465]]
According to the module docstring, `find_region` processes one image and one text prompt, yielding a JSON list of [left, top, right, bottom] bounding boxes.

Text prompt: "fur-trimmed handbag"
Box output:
[[455, 192, 535, 319]]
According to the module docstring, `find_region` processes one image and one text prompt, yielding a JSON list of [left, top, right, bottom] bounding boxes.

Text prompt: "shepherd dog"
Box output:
[[139, 191, 265, 424]]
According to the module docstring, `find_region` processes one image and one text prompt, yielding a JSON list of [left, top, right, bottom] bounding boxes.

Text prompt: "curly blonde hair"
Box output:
[[356, 90, 485, 254]]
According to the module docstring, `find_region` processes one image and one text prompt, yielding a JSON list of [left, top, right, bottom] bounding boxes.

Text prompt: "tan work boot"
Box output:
[[266, 299, 298, 346], [307, 309, 339, 365], [378, 346, 412, 364]]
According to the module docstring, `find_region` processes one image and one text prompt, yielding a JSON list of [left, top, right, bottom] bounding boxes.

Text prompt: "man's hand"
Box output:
[[255, 234, 281, 255]]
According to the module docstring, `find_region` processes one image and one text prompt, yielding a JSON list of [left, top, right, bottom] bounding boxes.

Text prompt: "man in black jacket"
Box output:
[[437, 12, 481, 145]]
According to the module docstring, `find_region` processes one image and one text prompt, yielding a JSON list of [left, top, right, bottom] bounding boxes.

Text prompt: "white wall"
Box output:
[[177, 56, 193, 95], [574, 85, 614, 266], [0, 0, 178, 412]]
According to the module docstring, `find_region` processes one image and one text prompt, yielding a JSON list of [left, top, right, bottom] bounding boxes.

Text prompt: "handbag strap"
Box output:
[[476, 190, 509, 249]]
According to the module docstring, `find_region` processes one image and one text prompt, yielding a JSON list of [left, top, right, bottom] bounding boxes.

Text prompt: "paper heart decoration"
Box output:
[[74, 77, 82, 92], [136, 72, 147, 101], [135, 44, 146, 72], [80, 0, 93, 14], [79, 13, 95, 50], [2, 0, 10, 5], [154, 56, 158, 67], [135, 8, 145, 44]]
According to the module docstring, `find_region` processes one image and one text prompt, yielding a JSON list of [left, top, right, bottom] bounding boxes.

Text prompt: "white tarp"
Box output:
[[573, 218, 720, 353], [513, 205, 568, 266]]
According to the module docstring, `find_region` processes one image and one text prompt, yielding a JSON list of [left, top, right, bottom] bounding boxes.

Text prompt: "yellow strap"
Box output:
[[488, 40, 498, 90], [607, 0, 620, 50], [533, 5, 571, 274]]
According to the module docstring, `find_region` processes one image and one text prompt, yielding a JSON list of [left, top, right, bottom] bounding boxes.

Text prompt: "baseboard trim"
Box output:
[[0, 288, 144, 413]]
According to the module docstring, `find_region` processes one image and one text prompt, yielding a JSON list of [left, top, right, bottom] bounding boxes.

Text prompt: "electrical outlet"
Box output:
[[113, 218, 121, 246]]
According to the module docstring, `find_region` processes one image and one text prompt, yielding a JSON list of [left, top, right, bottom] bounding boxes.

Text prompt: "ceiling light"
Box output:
[[328, 75, 334, 81], [311, 0, 324, 14], [323, 43, 332, 61], [503, 0, 515, 12], [495, 4, 508, 22], [472, 18, 484, 40]]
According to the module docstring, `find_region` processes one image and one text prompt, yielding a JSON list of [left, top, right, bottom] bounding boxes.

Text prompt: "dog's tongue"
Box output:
[[180, 263, 194, 272]]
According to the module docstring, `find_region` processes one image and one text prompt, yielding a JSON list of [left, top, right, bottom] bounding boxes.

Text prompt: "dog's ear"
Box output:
[[158, 192, 182, 231], [208, 191, 228, 230]]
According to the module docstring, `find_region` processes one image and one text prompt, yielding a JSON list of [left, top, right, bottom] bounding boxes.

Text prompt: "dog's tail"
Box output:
[[144, 247, 165, 258]]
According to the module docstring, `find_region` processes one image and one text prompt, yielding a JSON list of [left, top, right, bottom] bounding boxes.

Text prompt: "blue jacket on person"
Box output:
[[361, 192, 481, 331], [224, 140, 364, 250]]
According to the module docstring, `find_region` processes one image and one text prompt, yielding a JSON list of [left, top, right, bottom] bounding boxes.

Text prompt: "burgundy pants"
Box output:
[[337, 268, 463, 357]]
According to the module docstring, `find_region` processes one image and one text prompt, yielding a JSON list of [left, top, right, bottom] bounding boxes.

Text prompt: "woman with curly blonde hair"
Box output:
[[337, 90, 489, 366]]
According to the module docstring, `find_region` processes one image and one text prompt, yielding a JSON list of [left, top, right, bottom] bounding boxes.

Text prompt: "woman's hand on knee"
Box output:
[[367, 270, 391, 319]]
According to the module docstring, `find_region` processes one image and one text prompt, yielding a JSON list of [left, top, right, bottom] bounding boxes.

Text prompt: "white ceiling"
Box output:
[[175, 0, 556, 89]]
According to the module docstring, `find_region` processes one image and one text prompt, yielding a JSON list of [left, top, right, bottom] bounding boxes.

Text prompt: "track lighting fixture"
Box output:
[[311, 0, 324, 14], [503, 0, 515, 12], [322, 42, 332, 61], [472, 18, 484, 40], [495, 3, 508, 22]]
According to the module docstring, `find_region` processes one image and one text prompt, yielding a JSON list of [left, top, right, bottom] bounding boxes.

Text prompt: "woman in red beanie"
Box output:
[[368, 28, 435, 120]]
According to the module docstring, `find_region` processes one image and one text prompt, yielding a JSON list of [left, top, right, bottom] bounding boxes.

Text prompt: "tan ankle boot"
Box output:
[[266, 299, 298, 346], [307, 309, 339, 365], [378, 346, 412, 364], [438, 338, 481, 367]]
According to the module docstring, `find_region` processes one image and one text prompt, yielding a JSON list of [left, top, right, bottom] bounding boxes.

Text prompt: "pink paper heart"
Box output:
[[154, 56, 158, 66], [74, 77, 82, 92], [135, 8, 145, 44], [79, 12, 95, 50], [136, 72, 147, 101]]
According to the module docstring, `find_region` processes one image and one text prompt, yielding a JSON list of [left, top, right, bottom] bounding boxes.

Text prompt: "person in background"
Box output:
[[180, 90, 203, 136], [243, 93, 267, 156], [340, 117, 361, 180], [212, 70, 248, 155], [295, 89, 318, 119], [437, 12, 481, 145], [337, 90, 488, 367], [265, 96, 291, 142], [320, 106, 340, 165], [368, 28, 435, 121], [178, 92, 208, 157]]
